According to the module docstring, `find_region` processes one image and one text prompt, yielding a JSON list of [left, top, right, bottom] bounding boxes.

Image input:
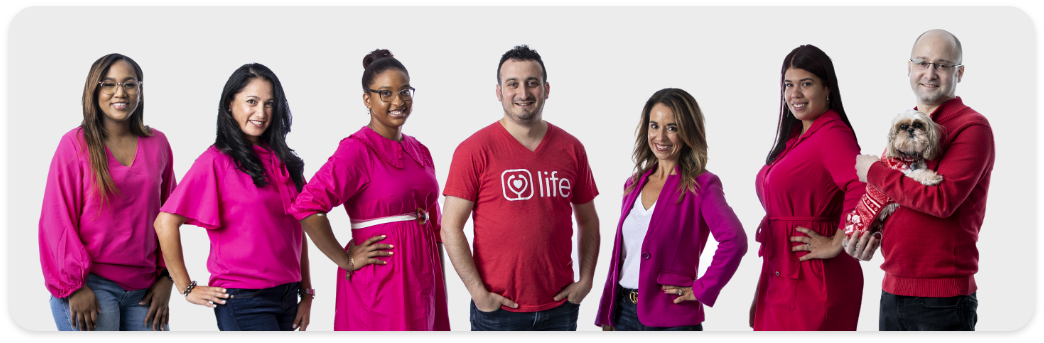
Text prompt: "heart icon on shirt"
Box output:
[[512, 179, 525, 191]]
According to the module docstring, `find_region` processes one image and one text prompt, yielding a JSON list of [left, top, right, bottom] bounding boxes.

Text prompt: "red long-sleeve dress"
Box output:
[[753, 110, 867, 330]]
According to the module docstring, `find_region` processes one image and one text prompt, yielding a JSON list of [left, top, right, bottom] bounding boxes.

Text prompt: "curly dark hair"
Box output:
[[214, 63, 305, 191], [497, 44, 546, 84]]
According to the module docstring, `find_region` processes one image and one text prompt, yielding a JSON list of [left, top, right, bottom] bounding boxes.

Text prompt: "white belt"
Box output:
[[349, 210, 428, 230]]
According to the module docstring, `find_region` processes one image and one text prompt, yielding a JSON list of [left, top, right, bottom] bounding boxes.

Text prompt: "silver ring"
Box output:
[[678, 289, 683, 296], [806, 243, 811, 250]]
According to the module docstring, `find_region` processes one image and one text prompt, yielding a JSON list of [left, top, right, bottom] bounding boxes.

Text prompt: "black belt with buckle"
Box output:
[[620, 286, 639, 304]]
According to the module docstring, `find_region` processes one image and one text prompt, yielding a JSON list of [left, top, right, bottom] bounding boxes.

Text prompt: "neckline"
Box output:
[[105, 136, 141, 168], [495, 121, 552, 155], [634, 190, 656, 213]]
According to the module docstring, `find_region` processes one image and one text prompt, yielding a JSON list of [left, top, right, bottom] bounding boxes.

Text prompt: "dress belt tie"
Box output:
[[756, 215, 840, 260], [350, 209, 429, 229]]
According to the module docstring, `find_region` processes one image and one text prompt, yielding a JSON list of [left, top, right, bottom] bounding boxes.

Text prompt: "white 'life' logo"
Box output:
[[501, 169, 572, 201]]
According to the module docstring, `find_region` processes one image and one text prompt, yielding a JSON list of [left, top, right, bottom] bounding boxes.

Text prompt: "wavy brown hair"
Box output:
[[79, 53, 151, 206], [626, 88, 708, 202]]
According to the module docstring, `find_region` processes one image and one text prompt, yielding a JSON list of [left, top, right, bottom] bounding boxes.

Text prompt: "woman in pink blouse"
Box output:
[[40, 53, 176, 331], [288, 49, 450, 331], [154, 63, 312, 331], [750, 45, 867, 330], [594, 88, 747, 331]]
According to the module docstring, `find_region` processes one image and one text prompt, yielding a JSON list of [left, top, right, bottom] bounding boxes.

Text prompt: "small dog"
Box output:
[[844, 109, 944, 237]]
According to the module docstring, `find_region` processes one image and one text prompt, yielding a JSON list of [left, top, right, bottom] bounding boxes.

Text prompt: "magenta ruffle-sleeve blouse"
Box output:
[[160, 145, 303, 290], [39, 128, 177, 298]]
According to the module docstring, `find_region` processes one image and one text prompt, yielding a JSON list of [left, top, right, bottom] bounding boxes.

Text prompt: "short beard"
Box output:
[[502, 104, 541, 126]]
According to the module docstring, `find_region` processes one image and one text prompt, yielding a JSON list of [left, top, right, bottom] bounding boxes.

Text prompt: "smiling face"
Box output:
[[97, 59, 141, 123], [229, 78, 274, 145], [909, 31, 964, 111], [647, 103, 683, 164], [364, 69, 412, 132], [783, 67, 830, 123], [496, 59, 549, 125]]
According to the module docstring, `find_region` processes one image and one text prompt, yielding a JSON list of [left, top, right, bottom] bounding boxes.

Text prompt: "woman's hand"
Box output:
[[346, 235, 394, 271], [140, 277, 173, 330], [67, 285, 100, 331], [855, 154, 881, 183], [293, 297, 311, 331], [843, 229, 882, 261], [660, 285, 696, 304], [185, 285, 230, 308], [602, 325, 615, 331], [790, 227, 843, 261]]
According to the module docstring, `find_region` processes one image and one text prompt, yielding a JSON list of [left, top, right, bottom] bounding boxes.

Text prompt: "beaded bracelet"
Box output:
[[183, 281, 197, 296]]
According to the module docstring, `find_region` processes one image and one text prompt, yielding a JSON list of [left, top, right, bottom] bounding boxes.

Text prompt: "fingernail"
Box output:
[[293, 324, 298, 329], [389, 245, 394, 248], [389, 251, 394, 255], [382, 235, 387, 238]]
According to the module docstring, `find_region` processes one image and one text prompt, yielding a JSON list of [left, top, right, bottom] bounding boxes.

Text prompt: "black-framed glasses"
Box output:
[[98, 80, 142, 95], [367, 87, 415, 102], [910, 59, 962, 72]]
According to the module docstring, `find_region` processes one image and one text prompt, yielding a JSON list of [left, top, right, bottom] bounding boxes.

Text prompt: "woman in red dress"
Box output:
[[750, 45, 867, 331]]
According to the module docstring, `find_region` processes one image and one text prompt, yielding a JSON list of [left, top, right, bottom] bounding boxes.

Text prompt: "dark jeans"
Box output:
[[470, 299, 579, 331], [879, 290, 977, 331], [214, 282, 299, 331], [612, 286, 703, 331]]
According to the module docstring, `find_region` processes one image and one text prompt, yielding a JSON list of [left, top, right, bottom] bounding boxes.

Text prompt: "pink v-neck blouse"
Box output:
[[39, 128, 177, 298], [160, 145, 303, 290]]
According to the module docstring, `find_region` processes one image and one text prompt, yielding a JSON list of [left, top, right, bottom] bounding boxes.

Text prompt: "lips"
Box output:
[[248, 119, 266, 128], [112, 102, 129, 110], [919, 83, 940, 89], [791, 102, 808, 110], [514, 100, 534, 107], [389, 109, 407, 118], [653, 143, 672, 152]]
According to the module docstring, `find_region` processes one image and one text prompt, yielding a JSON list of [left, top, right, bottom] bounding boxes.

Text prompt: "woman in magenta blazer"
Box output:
[[594, 88, 747, 331]]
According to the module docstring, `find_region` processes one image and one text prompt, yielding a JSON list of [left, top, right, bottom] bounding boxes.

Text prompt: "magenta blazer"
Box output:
[[594, 167, 747, 328]]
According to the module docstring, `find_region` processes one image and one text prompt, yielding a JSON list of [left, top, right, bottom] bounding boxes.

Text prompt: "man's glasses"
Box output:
[[98, 80, 142, 95], [910, 59, 962, 72], [367, 87, 415, 102]]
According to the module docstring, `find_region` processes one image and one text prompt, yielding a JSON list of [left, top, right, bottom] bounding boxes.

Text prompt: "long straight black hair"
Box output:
[[214, 63, 305, 191], [765, 45, 856, 165]]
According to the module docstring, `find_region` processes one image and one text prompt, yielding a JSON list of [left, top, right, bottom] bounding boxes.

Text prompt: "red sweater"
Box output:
[[867, 97, 994, 297]]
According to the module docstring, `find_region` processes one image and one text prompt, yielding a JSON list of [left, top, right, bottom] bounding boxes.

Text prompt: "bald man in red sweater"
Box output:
[[850, 29, 994, 331]]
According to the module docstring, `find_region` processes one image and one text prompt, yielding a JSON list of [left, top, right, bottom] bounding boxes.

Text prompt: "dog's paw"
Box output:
[[908, 169, 943, 186]]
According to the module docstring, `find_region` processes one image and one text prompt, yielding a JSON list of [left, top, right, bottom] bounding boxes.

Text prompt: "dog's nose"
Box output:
[[908, 128, 916, 135]]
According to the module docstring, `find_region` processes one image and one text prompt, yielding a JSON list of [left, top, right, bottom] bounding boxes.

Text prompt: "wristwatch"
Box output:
[[158, 269, 173, 282], [299, 288, 315, 300]]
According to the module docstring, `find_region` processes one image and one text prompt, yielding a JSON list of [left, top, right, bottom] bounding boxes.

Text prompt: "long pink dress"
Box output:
[[288, 127, 450, 331], [753, 110, 866, 330]]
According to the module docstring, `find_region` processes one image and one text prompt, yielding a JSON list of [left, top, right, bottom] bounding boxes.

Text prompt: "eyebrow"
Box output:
[[376, 85, 412, 90], [913, 57, 957, 63], [783, 78, 815, 83], [101, 77, 137, 81]]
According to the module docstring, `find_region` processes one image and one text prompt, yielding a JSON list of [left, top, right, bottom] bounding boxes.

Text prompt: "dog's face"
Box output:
[[885, 109, 942, 160]]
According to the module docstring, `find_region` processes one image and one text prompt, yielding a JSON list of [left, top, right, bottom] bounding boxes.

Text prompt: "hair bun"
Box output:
[[363, 49, 394, 69]]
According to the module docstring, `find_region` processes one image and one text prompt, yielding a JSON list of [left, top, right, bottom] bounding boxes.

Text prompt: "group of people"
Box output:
[[39, 28, 993, 332]]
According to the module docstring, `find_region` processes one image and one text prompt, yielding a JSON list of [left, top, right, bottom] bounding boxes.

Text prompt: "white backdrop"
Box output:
[[5, 6, 1034, 332]]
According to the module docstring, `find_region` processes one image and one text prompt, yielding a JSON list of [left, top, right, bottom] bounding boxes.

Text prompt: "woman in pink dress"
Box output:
[[750, 45, 867, 330], [40, 53, 176, 331], [289, 49, 450, 331]]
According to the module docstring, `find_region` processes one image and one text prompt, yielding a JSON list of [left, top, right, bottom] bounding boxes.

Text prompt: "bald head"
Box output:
[[912, 29, 963, 64]]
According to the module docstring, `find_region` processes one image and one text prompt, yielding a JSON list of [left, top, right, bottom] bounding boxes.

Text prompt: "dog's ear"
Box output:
[[922, 118, 944, 160], [884, 114, 903, 159]]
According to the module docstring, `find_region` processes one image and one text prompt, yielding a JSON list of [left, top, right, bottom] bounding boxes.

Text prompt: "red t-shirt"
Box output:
[[444, 121, 598, 312]]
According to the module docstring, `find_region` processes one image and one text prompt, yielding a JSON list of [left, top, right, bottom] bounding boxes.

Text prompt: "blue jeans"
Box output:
[[611, 286, 703, 331], [469, 299, 579, 331], [879, 290, 978, 331], [214, 282, 299, 331], [49, 273, 169, 331]]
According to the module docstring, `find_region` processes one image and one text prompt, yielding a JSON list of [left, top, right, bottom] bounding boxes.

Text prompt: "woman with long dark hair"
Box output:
[[154, 63, 312, 331], [750, 45, 867, 330], [40, 53, 176, 331], [288, 49, 450, 331], [593, 88, 747, 331]]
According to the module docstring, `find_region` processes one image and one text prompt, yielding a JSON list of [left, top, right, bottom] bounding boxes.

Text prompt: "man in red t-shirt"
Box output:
[[441, 45, 601, 331], [850, 29, 993, 331]]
